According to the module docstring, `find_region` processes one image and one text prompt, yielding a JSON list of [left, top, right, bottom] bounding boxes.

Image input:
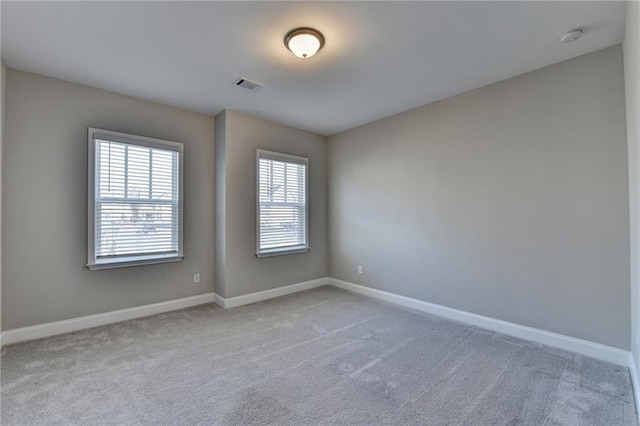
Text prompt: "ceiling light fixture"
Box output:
[[284, 27, 325, 59], [560, 29, 583, 43]]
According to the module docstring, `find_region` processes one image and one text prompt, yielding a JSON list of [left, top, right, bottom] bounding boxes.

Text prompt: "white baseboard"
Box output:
[[1, 293, 215, 346], [214, 277, 328, 309], [1, 276, 631, 371], [213, 293, 226, 309], [629, 354, 640, 421], [1, 277, 329, 346], [328, 278, 630, 366]]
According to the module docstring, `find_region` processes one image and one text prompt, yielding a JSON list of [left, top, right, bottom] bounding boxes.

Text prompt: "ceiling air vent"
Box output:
[[234, 77, 264, 92]]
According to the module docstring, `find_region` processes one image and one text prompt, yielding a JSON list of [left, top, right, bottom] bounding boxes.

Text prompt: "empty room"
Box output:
[[1, 1, 639, 425]]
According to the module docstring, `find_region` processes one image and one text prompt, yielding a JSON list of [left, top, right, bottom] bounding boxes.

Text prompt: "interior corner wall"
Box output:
[[2, 70, 215, 331], [625, 0, 640, 366], [327, 45, 630, 349], [214, 111, 227, 298], [0, 61, 6, 335], [217, 110, 327, 299]]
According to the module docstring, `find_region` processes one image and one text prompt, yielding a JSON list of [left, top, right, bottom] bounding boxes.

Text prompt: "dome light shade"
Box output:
[[284, 28, 325, 59]]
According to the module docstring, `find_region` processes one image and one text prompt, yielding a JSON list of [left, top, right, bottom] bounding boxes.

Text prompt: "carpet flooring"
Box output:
[[1, 286, 637, 425]]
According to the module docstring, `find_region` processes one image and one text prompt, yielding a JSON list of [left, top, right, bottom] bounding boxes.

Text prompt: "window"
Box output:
[[256, 149, 309, 257], [87, 128, 184, 270]]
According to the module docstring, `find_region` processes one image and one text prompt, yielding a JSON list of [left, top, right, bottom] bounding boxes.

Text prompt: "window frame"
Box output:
[[256, 149, 310, 258], [87, 127, 184, 270]]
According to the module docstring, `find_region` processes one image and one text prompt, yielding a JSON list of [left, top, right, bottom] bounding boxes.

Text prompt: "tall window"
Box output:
[[87, 128, 184, 270], [256, 150, 309, 257]]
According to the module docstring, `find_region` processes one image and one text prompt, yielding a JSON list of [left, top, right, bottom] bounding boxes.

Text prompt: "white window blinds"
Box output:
[[88, 128, 184, 270], [257, 150, 309, 256]]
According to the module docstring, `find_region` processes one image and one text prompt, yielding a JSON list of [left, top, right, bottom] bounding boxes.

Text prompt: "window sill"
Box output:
[[256, 247, 310, 258], [87, 254, 184, 270]]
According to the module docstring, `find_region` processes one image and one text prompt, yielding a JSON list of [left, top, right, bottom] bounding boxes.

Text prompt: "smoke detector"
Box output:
[[560, 29, 583, 43]]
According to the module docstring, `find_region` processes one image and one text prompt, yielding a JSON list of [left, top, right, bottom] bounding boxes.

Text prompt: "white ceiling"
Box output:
[[1, 1, 626, 136]]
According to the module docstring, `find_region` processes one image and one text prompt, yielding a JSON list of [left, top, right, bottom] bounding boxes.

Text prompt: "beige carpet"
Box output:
[[1, 286, 637, 425]]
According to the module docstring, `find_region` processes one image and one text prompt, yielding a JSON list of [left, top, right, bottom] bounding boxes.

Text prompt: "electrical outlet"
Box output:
[[193, 273, 200, 283], [357, 265, 363, 274]]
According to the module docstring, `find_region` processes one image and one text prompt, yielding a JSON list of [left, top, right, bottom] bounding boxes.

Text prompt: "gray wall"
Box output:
[[2, 70, 215, 330], [0, 62, 6, 333], [328, 46, 630, 349], [216, 110, 327, 299], [214, 111, 227, 298], [625, 1, 640, 368]]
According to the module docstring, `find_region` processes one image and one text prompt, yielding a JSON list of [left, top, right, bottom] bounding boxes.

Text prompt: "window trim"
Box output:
[[87, 127, 184, 270], [256, 149, 310, 258]]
